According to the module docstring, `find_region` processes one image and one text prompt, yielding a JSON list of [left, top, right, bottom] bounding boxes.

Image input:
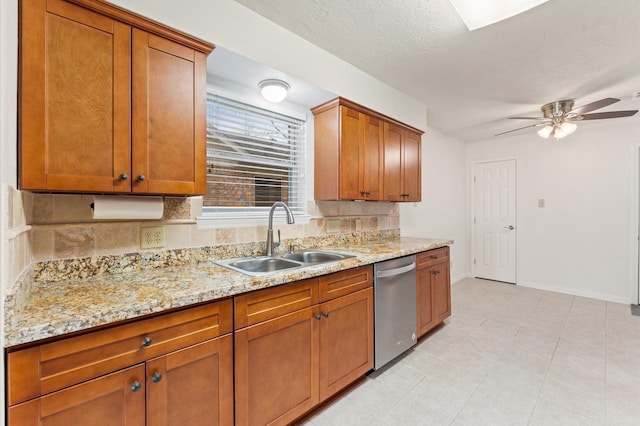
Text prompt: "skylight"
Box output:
[[448, 0, 549, 30]]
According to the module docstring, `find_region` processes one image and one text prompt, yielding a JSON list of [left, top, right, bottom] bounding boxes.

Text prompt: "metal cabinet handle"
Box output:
[[315, 314, 322, 320], [432, 270, 440, 275], [504, 225, 515, 230], [430, 255, 438, 259], [131, 380, 142, 392], [141, 337, 153, 348], [152, 372, 163, 383], [322, 312, 329, 318], [137, 175, 145, 182], [119, 173, 128, 181]]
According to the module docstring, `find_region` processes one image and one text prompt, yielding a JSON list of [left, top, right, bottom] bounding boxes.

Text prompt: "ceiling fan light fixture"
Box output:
[[259, 79, 290, 103], [554, 122, 577, 139], [537, 125, 553, 139]]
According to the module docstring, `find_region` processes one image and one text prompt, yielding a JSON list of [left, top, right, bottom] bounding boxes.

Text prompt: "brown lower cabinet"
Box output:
[[6, 256, 449, 425], [416, 247, 452, 337], [7, 301, 234, 425], [234, 266, 374, 426]]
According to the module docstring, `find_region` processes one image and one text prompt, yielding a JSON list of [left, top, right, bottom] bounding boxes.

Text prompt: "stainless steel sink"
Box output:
[[280, 251, 353, 264], [216, 250, 355, 276], [227, 257, 301, 274]]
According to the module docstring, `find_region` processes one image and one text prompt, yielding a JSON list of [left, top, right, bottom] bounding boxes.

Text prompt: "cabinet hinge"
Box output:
[[473, 258, 476, 265], [473, 217, 476, 224], [473, 176, 476, 183]]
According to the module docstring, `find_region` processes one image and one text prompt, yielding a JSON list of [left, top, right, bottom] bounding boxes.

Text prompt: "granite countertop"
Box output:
[[4, 236, 452, 348]]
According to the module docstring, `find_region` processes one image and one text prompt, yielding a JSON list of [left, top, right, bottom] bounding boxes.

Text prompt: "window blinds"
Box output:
[[205, 94, 306, 216]]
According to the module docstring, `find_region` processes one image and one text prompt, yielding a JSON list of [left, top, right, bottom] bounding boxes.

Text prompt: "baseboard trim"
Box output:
[[518, 280, 631, 304], [451, 272, 472, 284]]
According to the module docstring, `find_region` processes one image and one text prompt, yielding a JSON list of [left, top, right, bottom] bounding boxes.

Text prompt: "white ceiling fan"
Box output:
[[496, 98, 638, 139]]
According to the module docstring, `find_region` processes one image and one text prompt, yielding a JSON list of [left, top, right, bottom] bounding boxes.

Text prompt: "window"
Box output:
[[202, 94, 307, 224]]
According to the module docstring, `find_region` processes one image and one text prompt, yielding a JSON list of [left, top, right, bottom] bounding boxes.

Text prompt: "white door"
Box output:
[[473, 160, 517, 283]]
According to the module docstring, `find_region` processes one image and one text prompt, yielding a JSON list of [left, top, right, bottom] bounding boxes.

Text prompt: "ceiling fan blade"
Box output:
[[578, 110, 638, 120], [509, 116, 549, 120], [568, 97, 619, 115], [495, 122, 546, 136]]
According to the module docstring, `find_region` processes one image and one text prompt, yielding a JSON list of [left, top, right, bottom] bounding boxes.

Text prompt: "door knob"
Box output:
[[504, 225, 515, 230]]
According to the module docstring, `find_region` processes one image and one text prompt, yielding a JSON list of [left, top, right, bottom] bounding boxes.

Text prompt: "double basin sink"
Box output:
[[216, 250, 356, 276]]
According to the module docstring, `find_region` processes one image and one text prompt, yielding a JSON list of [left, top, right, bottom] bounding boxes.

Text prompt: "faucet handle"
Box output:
[[288, 244, 299, 253]]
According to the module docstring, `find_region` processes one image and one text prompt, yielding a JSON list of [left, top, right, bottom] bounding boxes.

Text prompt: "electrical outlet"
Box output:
[[141, 226, 165, 249]]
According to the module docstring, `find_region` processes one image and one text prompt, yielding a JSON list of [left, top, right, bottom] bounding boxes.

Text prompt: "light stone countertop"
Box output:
[[4, 236, 452, 348]]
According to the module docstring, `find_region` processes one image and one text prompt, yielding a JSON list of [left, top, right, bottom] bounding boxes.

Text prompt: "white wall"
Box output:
[[0, 0, 18, 423], [467, 118, 640, 303], [401, 128, 470, 283]]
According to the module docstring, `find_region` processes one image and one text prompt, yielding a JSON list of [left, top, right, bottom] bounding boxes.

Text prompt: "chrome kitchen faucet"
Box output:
[[265, 201, 295, 256]]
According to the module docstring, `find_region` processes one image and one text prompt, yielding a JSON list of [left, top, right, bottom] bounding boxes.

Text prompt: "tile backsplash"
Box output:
[[4, 191, 400, 288]]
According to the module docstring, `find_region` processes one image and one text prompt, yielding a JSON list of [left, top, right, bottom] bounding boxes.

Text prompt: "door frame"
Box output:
[[632, 145, 640, 305], [471, 158, 518, 283]]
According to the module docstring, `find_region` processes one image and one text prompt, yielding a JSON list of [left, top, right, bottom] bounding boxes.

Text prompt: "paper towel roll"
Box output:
[[92, 196, 164, 220]]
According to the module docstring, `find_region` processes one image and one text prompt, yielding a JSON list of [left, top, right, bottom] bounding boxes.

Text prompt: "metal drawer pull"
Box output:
[[119, 173, 128, 181], [131, 380, 142, 392], [322, 312, 329, 318], [141, 337, 153, 348], [315, 314, 322, 320], [152, 372, 163, 383], [430, 255, 438, 259]]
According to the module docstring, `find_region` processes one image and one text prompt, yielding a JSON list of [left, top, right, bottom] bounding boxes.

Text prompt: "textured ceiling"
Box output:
[[231, 0, 640, 142]]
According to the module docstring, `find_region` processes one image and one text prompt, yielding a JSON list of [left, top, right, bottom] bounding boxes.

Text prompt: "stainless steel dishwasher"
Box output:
[[373, 255, 417, 370]]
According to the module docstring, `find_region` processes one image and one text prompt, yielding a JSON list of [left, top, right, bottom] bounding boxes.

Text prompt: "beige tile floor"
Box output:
[[301, 278, 640, 425]]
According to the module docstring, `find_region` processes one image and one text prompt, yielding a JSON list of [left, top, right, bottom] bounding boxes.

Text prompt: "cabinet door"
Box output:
[[416, 268, 436, 338], [402, 130, 422, 202], [235, 307, 319, 426], [362, 115, 383, 200], [147, 335, 234, 426], [319, 288, 373, 401], [339, 106, 364, 199], [382, 123, 403, 201], [432, 261, 452, 323], [8, 365, 145, 426], [20, 0, 131, 192], [132, 29, 207, 195]]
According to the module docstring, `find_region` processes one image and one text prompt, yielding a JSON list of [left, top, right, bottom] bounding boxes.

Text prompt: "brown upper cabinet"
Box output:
[[312, 97, 423, 202], [19, 0, 213, 195], [383, 123, 422, 202]]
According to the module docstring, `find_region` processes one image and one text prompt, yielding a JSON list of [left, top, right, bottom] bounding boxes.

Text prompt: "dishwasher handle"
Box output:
[[376, 262, 416, 279]]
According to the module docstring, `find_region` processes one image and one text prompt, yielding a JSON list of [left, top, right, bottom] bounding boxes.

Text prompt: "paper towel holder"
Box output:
[[90, 195, 165, 220]]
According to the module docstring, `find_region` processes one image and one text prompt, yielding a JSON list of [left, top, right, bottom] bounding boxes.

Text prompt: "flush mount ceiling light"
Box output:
[[448, 0, 549, 30], [259, 79, 290, 103]]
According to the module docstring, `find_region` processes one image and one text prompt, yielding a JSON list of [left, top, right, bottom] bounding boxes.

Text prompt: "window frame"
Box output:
[[197, 86, 310, 228]]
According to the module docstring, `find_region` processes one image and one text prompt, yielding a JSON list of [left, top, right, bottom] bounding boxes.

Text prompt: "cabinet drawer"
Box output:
[[416, 247, 449, 270], [319, 265, 373, 302], [7, 299, 233, 405], [234, 278, 319, 329]]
